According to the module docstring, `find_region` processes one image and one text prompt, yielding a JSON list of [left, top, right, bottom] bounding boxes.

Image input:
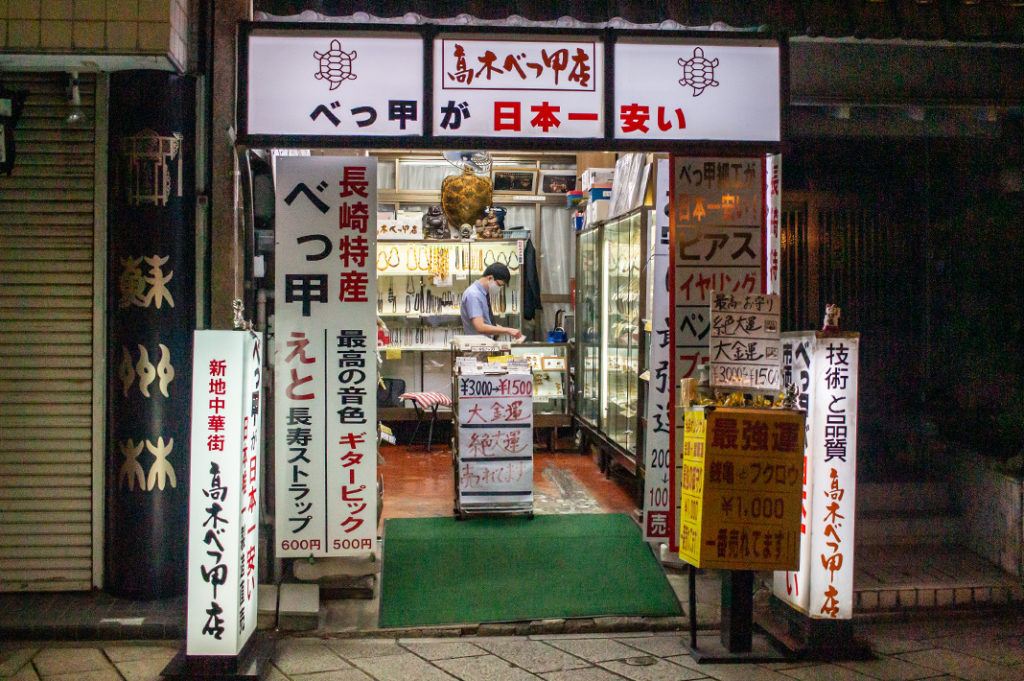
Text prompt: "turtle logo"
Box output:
[[314, 39, 358, 90], [677, 47, 719, 97]]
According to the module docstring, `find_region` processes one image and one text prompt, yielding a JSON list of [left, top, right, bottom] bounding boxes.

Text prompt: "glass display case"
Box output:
[[509, 342, 570, 421], [574, 208, 647, 470], [576, 229, 601, 426], [603, 211, 642, 454]]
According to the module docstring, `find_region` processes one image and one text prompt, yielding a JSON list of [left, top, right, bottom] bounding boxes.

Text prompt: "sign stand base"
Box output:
[[162, 633, 276, 681], [688, 570, 790, 664], [754, 594, 873, 661]]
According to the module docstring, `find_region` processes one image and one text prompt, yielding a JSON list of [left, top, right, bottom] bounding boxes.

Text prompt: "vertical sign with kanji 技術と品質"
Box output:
[[772, 332, 859, 619], [274, 157, 378, 558]]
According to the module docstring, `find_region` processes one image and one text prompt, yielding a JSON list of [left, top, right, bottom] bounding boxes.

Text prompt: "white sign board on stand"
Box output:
[[455, 371, 534, 511], [273, 156, 378, 558], [773, 332, 859, 619], [186, 330, 263, 657]]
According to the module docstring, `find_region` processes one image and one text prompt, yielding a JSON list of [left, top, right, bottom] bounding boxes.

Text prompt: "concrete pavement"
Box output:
[[3, 607, 1024, 681]]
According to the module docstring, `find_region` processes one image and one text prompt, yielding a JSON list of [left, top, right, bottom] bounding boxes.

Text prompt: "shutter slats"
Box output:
[[0, 72, 96, 592]]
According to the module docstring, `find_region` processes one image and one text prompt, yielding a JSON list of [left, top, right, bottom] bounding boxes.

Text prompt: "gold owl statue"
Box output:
[[441, 166, 492, 230]]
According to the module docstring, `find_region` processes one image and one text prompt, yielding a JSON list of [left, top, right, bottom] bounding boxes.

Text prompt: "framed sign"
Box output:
[[492, 168, 538, 194], [539, 171, 577, 195]]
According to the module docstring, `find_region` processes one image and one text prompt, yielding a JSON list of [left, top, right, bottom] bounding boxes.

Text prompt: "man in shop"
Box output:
[[460, 262, 523, 340]]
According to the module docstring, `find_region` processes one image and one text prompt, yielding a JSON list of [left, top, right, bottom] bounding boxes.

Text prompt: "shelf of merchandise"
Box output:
[[573, 207, 648, 477]]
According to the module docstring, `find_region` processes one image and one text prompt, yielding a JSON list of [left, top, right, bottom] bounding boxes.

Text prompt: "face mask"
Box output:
[[487, 282, 502, 299]]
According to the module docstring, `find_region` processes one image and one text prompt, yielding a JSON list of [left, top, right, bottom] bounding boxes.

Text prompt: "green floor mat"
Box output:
[[378, 513, 682, 628]]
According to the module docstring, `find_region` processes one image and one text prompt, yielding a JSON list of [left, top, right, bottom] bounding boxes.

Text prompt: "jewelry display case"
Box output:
[[574, 207, 648, 474], [508, 342, 570, 420]]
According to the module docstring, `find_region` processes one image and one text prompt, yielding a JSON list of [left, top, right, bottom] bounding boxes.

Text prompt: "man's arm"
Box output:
[[471, 316, 523, 339]]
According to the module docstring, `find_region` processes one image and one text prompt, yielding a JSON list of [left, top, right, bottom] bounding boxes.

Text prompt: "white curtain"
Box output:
[[539, 205, 574, 334]]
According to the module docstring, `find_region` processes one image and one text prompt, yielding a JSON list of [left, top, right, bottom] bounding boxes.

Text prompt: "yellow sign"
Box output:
[[679, 406, 804, 570], [385, 348, 402, 360], [488, 354, 514, 364]]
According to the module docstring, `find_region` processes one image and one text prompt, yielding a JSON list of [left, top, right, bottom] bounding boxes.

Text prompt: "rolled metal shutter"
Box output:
[[0, 72, 98, 591]]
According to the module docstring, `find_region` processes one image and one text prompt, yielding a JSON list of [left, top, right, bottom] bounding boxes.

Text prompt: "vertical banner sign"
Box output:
[[456, 371, 534, 511], [274, 156, 378, 558], [773, 333, 815, 613], [709, 292, 781, 392], [669, 155, 766, 553], [678, 407, 804, 570], [433, 37, 604, 138], [772, 332, 859, 620], [765, 154, 782, 295], [106, 71, 196, 599], [246, 32, 424, 137], [643, 159, 672, 543], [187, 331, 263, 657]]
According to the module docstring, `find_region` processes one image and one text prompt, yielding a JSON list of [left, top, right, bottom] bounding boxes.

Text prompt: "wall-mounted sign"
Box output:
[[241, 25, 782, 148], [273, 156, 378, 558], [772, 332, 859, 620], [187, 331, 263, 656], [708, 291, 781, 392], [433, 37, 604, 139], [614, 40, 781, 142], [678, 406, 803, 570], [247, 32, 423, 136]]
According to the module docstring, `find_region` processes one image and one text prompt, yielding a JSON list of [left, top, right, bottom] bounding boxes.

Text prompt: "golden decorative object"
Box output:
[[441, 166, 492, 229]]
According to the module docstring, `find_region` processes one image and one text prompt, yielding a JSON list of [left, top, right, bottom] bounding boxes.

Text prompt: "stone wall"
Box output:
[[955, 451, 1024, 578]]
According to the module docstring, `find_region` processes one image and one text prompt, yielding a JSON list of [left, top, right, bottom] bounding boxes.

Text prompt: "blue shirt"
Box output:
[[460, 280, 492, 334]]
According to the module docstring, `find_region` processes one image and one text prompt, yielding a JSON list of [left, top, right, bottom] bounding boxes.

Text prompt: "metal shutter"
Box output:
[[0, 72, 100, 591]]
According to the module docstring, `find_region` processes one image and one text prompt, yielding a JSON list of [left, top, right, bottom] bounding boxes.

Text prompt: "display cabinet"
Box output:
[[576, 229, 601, 427], [508, 342, 570, 423], [573, 207, 647, 473]]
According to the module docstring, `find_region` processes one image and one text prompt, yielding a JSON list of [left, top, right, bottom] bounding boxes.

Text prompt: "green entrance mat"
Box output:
[[378, 513, 682, 628]]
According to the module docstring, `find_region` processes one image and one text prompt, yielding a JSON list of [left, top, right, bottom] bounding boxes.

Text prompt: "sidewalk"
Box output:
[[2, 607, 1024, 681]]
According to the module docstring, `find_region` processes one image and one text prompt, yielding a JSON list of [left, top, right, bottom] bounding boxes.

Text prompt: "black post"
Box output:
[[720, 570, 754, 652], [688, 564, 697, 649], [105, 71, 196, 598]]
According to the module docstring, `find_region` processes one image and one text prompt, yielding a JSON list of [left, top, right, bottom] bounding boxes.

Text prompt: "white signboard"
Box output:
[[643, 159, 673, 544], [433, 37, 604, 138], [187, 330, 263, 656], [274, 156, 378, 558], [456, 372, 534, 509], [708, 291, 781, 392], [773, 332, 859, 620], [614, 40, 781, 142], [247, 33, 423, 136], [669, 155, 766, 552]]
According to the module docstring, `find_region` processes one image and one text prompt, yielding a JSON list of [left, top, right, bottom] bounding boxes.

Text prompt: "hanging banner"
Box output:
[[456, 371, 534, 510], [772, 332, 859, 620], [614, 40, 781, 142], [186, 331, 263, 657], [247, 32, 424, 137], [432, 36, 604, 139], [708, 291, 781, 392], [274, 156, 378, 558], [643, 159, 673, 543]]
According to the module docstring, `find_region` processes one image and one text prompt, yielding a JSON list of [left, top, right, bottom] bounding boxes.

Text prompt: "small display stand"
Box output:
[[451, 335, 534, 519]]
